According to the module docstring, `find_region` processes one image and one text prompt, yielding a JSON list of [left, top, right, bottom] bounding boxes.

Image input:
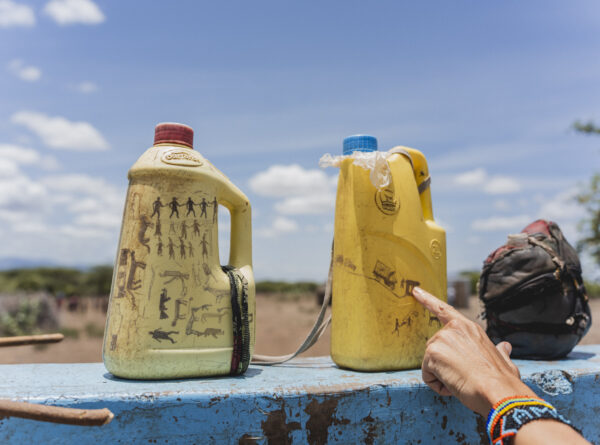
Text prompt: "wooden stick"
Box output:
[[0, 333, 64, 347], [0, 400, 114, 426]]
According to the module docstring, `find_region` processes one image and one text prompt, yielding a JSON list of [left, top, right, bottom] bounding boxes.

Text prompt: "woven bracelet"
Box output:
[[486, 395, 572, 445]]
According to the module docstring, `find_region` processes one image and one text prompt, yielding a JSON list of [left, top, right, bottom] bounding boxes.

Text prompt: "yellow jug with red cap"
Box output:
[[103, 123, 255, 379], [330, 135, 447, 371]]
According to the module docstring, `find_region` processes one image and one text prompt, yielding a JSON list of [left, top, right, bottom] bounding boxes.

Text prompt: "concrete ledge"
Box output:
[[1, 345, 599, 444]]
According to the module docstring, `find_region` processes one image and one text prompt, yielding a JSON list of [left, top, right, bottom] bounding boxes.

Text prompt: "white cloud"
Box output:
[[493, 199, 511, 211], [11, 111, 109, 150], [472, 214, 532, 232], [44, 0, 104, 25], [0, 144, 41, 164], [484, 176, 521, 194], [7, 59, 41, 81], [275, 193, 335, 215], [0, 0, 35, 27], [249, 164, 337, 216], [249, 164, 333, 198], [452, 168, 520, 195], [256, 216, 299, 238], [538, 188, 584, 222], [73, 81, 98, 93], [454, 168, 486, 186]]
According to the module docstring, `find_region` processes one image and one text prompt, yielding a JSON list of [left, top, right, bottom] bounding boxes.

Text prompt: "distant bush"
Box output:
[[0, 266, 113, 297], [459, 270, 480, 295], [0, 294, 58, 336], [84, 322, 105, 338], [255, 281, 319, 294], [59, 327, 80, 339], [586, 280, 600, 299]]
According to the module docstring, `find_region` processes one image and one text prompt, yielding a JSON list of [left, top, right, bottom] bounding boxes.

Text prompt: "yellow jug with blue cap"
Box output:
[[103, 123, 254, 379], [331, 135, 447, 371]]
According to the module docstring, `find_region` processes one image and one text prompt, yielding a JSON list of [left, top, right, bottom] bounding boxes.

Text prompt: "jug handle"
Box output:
[[217, 180, 252, 273], [391, 146, 434, 221]]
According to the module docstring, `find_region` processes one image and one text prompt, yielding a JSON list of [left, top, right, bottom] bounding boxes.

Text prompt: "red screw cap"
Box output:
[[154, 123, 194, 148]]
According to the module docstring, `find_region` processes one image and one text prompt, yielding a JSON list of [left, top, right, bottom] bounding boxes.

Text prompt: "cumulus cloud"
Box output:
[[484, 176, 521, 194], [11, 111, 109, 150], [249, 164, 336, 216], [471, 215, 532, 232], [0, 144, 41, 164], [454, 168, 486, 186], [275, 193, 335, 215], [256, 216, 299, 238], [7, 59, 41, 82], [453, 168, 520, 195], [249, 164, 333, 197], [44, 0, 104, 25], [0, 0, 35, 27], [73, 81, 98, 93]]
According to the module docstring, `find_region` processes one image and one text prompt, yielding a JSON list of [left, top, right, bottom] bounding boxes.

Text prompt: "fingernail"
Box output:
[[412, 287, 424, 297]]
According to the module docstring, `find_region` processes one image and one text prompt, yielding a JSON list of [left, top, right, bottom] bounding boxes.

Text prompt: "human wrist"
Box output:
[[476, 377, 535, 416]]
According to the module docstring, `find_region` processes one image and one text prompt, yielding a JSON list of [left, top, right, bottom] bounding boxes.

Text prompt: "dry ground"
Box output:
[[0, 295, 599, 364]]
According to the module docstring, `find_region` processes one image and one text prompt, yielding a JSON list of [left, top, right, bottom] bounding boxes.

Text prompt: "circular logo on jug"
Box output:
[[430, 239, 442, 260], [374, 187, 400, 215], [161, 149, 203, 167]]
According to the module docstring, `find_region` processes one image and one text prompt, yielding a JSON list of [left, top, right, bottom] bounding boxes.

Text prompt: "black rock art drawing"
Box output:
[[160, 270, 190, 295], [344, 258, 357, 272], [172, 299, 189, 327], [193, 219, 201, 237], [428, 313, 441, 327], [216, 307, 229, 313], [149, 328, 178, 343], [151, 197, 164, 218], [157, 237, 163, 256], [168, 197, 181, 218], [185, 306, 202, 336], [168, 237, 175, 259], [201, 312, 227, 323], [154, 218, 162, 237], [186, 197, 196, 216], [200, 232, 209, 259], [202, 263, 217, 284], [402, 279, 420, 297], [159, 288, 170, 319], [180, 221, 189, 239], [211, 197, 218, 223], [392, 311, 419, 336], [169, 221, 177, 234], [179, 237, 186, 259], [200, 304, 212, 311], [203, 284, 228, 303], [187, 242, 194, 258], [110, 334, 118, 351], [116, 249, 146, 308], [138, 215, 154, 253], [199, 197, 208, 219], [373, 260, 397, 290], [197, 328, 224, 339]]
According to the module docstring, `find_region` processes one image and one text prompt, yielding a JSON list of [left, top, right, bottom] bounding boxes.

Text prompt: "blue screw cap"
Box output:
[[343, 134, 378, 155]]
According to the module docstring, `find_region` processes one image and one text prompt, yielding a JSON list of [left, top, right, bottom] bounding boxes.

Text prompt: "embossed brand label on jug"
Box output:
[[161, 149, 203, 167]]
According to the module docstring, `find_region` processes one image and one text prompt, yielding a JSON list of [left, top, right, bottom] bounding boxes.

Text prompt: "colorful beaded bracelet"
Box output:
[[486, 395, 572, 445]]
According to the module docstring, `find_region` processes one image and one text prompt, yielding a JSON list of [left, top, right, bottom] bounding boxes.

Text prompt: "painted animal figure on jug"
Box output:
[[138, 215, 154, 253], [149, 328, 178, 343], [159, 288, 170, 319], [171, 299, 189, 327]]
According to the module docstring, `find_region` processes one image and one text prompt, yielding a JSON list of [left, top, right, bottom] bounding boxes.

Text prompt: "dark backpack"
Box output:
[[478, 219, 591, 359]]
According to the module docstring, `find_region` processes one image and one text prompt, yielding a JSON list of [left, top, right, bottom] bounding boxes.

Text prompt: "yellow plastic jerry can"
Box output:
[[330, 135, 447, 371], [103, 123, 255, 379]]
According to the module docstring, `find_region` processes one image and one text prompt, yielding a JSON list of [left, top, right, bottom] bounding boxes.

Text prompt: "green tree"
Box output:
[[574, 121, 600, 266]]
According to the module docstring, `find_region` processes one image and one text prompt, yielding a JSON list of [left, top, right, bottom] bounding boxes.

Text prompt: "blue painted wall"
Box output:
[[1, 345, 599, 444]]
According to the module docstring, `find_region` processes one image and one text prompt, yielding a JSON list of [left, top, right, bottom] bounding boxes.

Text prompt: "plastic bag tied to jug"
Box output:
[[319, 150, 396, 190]]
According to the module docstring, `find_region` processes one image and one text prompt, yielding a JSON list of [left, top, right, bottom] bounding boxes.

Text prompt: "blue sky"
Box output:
[[0, 0, 599, 281]]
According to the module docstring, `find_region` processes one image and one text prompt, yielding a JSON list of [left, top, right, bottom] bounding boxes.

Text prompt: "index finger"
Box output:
[[412, 286, 466, 325]]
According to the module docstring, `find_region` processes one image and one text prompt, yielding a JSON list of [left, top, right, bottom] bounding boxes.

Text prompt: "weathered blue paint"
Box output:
[[0, 345, 599, 444]]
